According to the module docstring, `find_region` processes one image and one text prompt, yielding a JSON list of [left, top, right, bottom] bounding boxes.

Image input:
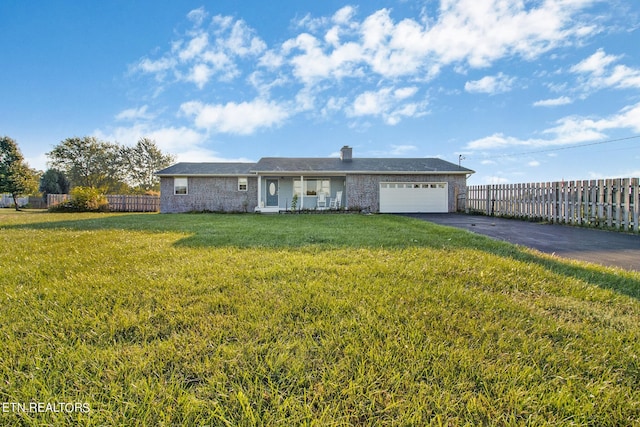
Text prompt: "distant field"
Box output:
[[1, 210, 639, 426]]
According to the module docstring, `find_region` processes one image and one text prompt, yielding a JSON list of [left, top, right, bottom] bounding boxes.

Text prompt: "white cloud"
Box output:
[[25, 152, 49, 172], [466, 133, 524, 150], [223, 20, 267, 56], [277, 0, 598, 86], [394, 86, 418, 99], [145, 126, 207, 153], [294, 13, 330, 33], [390, 144, 418, 155], [348, 86, 427, 125], [465, 73, 515, 94], [528, 160, 541, 167], [174, 148, 254, 164], [187, 64, 214, 89], [179, 33, 209, 62], [571, 49, 640, 91], [321, 96, 347, 117], [333, 6, 356, 25], [134, 2, 604, 91], [187, 7, 208, 27], [94, 123, 205, 152], [92, 120, 260, 166], [129, 3, 609, 134], [258, 50, 284, 69], [351, 88, 390, 116], [533, 96, 572, 107], [115, 105, 153, 121], [466, 102, 640, 151], [180, 99, 290, 135], [422, 0, 598, 68], [135, 57, 176, 75], [283, 33, 365, 84], [132, 13, 265, 88], [570, 49, 620, 75]]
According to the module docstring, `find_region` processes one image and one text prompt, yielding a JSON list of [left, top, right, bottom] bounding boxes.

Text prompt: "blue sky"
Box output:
[[1, 0, 639, 185]]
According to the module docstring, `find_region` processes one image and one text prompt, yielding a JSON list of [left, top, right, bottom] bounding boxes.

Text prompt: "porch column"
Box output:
[[300, 175, 304, 210], [257, 175, 262, 208]]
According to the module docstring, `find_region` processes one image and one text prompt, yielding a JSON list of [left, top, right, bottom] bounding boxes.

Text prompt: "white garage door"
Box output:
[[379, 182, 448, 213]]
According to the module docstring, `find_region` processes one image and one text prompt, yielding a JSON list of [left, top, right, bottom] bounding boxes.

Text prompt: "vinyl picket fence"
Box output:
[[0, 194, 29, 208], [47, 194, 160, 212], [467, 178, 640, 233]]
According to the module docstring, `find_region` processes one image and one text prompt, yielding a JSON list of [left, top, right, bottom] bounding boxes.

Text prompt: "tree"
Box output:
[[47, 136, 126, 193], [47, 136, 176, 194], [0, 136, 39, 210], [39, 168, 71, 201], [122, 138, 175, 192]]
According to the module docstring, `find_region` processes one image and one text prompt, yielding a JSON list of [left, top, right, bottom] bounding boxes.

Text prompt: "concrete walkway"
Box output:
[[405, 213, 640, 272]]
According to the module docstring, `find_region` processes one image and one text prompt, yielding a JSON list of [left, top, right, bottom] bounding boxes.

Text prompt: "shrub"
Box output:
[[48, 186, 109, 212]]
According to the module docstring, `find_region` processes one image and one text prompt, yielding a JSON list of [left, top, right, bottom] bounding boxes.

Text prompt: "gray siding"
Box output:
[[346, 174, 467, 213], [160, 174, 467, 213], [160, 177, 258, 213]]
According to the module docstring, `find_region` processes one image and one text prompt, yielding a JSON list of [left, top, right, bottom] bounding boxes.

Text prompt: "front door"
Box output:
[[266, 179, 279, 207]]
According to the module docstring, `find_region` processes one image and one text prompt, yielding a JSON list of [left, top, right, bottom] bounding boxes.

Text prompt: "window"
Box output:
[[293, 179, 330, 196], [174, 178, 188, 195], [238, 177, 248, 191]]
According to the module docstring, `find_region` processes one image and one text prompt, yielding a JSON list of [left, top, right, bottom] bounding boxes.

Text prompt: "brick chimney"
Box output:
[[340, 145, 352, 162]]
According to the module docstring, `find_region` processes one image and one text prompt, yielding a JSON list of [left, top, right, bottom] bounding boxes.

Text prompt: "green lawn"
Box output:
[[1, 210, 639, 426]]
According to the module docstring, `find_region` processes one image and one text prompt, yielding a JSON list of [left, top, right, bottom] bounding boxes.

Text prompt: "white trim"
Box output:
[[238, 177, 248, 191], [300, 175, 304, 210], [255, 206, 280, 213], [249, 170, 469, 176], [174, 177, 188, 195]]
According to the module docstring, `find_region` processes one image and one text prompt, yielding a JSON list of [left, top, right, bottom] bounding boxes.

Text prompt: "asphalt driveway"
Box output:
[[404, 213, 640, 272]]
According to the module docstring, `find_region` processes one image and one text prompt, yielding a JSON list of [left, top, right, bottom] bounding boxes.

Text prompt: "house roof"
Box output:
[[156, 157, 474, 176], [156, 162, 255, 176], [253, 157, 473, 174]]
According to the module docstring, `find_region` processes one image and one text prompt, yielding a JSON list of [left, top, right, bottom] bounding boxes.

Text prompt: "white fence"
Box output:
[[0, 194, 29, 208], [467, 178, 640, 233], [47, 194, 160, 212]]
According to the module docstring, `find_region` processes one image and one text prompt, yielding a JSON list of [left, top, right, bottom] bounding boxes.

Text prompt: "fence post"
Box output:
[[567, 181, 573, 224], [622, 178, 630, 231], [614, 179, 622, 230], [551, 182, 557, 223], [575, 180, 582, 225], [591, 180, 596, 226], [596, 180, 604, 226], [632, 178, 639, 233], [485, 185, 491, 216]]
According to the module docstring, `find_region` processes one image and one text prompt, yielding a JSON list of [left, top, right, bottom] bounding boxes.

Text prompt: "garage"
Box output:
[[379, 182, 448, 213]]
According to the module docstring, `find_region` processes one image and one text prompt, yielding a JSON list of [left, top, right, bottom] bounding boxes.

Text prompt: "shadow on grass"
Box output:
[[3, 211, 640, 300], [485, 243, 640, 300]]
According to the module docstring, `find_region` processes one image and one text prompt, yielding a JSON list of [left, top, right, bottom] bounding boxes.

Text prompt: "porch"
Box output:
[[255, 175, 345, 213]]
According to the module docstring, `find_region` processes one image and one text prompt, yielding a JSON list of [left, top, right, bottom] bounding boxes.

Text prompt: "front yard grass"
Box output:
[[1, 210, 639, 426]]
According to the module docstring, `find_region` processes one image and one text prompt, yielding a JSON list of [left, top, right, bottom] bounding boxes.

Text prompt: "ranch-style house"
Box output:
[[156, 146, 474, 214]]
